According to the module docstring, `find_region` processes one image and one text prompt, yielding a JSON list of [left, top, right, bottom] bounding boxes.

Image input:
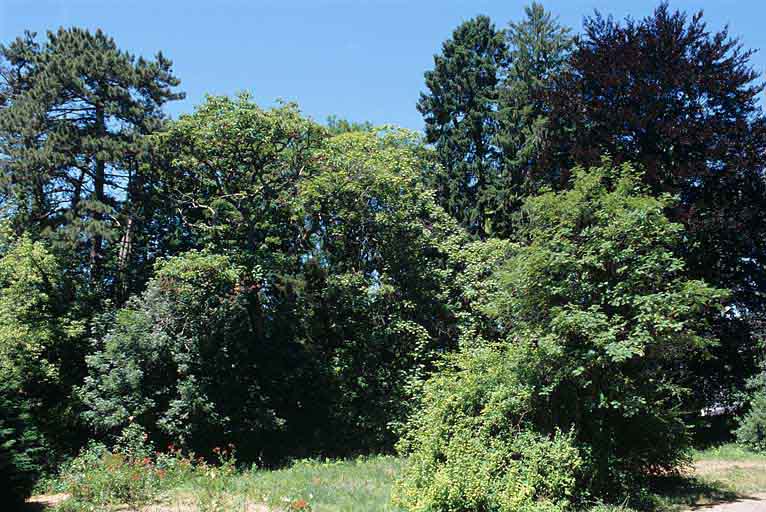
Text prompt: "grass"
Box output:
[[227, 456, 404, 512], [690, 444, 766, 496], [642, 443, 766, 511], [692, 443, 766, 462], [36, 443, 766, 511]]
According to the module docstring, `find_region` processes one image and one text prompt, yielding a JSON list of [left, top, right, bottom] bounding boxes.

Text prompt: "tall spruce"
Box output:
[[494, 2, 572, 236], [0, 28, 183, 292], [417, 16, 507, 239]]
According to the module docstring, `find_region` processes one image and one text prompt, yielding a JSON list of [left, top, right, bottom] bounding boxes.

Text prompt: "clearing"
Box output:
[[26, 445, 766, 511]]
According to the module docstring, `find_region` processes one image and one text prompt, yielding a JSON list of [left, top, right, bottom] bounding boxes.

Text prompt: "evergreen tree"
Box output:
[[417, 16, 507, 239], [0, 28, 183, 291], [494, 2, 572, 236]]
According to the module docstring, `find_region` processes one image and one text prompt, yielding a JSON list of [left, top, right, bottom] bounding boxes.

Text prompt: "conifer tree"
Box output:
[[417, 16, 507, 239], [0, 28, 183, 288], [494, 2, 572, 236]]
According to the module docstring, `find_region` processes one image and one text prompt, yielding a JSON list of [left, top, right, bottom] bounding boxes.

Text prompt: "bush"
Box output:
[[736, 374, 766, 451], [79, 251, 283, 458], [0, 381, 45, 507], [394, 347, 583, 512], [57, 423, 214, 510], [60, 429, 162, 509], [397, 163, 728, 507]]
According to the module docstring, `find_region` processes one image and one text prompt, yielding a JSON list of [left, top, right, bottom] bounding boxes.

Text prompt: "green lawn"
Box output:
[[40, 444, 766, 511], [228, 456, 405, 512], [222, 445, 766, 512]]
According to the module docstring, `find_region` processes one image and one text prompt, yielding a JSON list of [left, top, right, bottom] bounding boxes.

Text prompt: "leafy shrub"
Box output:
[[397, 163, 728, 507], [0, 381, 45, 507], [394, 346, 583, 512], [79, 251, 284, 458], [736, 373, 766, 451], [60, 427, 164, 509]]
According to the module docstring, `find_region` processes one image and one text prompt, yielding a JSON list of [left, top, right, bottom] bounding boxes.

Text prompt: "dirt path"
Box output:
[[692, 494, 766, 512]]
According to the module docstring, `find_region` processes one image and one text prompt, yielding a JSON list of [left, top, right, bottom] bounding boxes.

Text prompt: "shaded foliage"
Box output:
[[0, 380, 45, 507], [396, 164, 727, 508], [80, 97, 465, 460], [544, 3, 766, 407]]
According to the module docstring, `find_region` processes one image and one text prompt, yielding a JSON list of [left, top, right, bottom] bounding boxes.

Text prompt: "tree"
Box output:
[[85, 97, 467, 459], [417, 16, 507, 239], [0, 380, 45, 508], [79, 251, 296, 459], [297, 128, 466, 449], [0, 28, 183, 291], [396, 163, 727, 506], [325, 115, 374, 135], [545, 3, 766, 407], [0, 230, 86, 451], [156, 93, 323, 273], [494, 3, 572, 236]]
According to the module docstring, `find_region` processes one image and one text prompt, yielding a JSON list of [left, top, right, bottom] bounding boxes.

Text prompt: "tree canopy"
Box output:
[[1, 4, 765, 507]]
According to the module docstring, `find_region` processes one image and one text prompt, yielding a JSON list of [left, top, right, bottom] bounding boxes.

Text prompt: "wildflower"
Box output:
[[291, 499, 310, 510]]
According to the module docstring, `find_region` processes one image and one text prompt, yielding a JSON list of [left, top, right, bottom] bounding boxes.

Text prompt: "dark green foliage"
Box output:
[[79, 251, 287, 458], [0, 28, 183, 295], [418, 16, 507, 238], [396, 164, 728, 508], [736, 373, 766, 451], [544, 3, 766, 407], [296, 129, 466, 449], [0, 380, 45, 507], [82, 99, 464, 461], [418, 5, 572, 239], [495, 3, 572, 235]]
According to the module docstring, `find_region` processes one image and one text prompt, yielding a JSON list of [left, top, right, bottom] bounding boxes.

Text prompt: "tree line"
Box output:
[[1, 2, 765, 509]]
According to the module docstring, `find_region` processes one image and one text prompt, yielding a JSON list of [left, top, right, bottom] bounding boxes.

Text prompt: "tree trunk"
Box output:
[[90, 104, 106, 282]]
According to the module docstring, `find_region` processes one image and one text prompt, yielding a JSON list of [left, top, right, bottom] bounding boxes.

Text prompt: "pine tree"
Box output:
[[0, 28, 183, 289], [417, 16, 507, 239]]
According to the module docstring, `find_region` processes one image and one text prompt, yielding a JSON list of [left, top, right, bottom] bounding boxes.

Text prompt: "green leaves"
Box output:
[[157, 94, 322, 269], [488, 162, 726, 493], [398, 161, 729, 507]]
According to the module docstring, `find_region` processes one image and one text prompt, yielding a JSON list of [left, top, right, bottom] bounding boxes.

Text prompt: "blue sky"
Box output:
[[1, 0, 764, 131]]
